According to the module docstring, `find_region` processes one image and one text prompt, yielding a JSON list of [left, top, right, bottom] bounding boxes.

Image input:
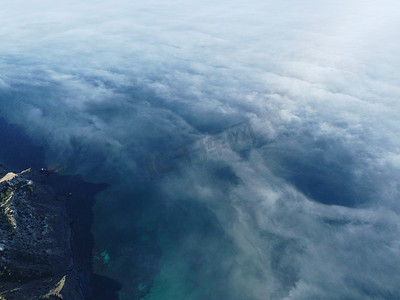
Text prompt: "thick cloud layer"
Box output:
[[1, 0, 400, 299]]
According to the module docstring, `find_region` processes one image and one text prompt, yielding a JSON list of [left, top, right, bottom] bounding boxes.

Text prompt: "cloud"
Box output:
[[1, 0, 400, 299]]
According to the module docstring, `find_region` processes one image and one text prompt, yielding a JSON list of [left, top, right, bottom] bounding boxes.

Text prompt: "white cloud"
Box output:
[[1, 0, 400, 299]]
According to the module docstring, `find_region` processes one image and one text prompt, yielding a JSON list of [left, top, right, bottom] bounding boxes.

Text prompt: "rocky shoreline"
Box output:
[[0, 164, 84, 299], [0, 164, 119, 299]]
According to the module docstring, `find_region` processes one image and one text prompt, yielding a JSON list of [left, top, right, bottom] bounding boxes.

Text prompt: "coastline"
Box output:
[[0, 117, 120, 299]]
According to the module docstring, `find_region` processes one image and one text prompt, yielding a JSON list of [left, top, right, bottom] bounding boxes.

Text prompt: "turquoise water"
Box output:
[[89, 161, 246, 299]]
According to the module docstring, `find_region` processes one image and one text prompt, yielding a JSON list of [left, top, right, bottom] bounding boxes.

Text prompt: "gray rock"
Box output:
[[0, 165, 84, 299]]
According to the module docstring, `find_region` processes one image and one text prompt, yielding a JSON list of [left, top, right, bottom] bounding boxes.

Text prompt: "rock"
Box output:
[[0, 166, 85, 299]]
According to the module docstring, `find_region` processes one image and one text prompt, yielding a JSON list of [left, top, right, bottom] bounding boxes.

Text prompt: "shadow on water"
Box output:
[[0, 117, 121, 299], [263, 134, 373, 208]]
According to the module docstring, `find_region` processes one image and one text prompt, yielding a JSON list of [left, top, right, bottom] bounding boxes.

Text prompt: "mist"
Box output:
[[1, 0, 400, 298]]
